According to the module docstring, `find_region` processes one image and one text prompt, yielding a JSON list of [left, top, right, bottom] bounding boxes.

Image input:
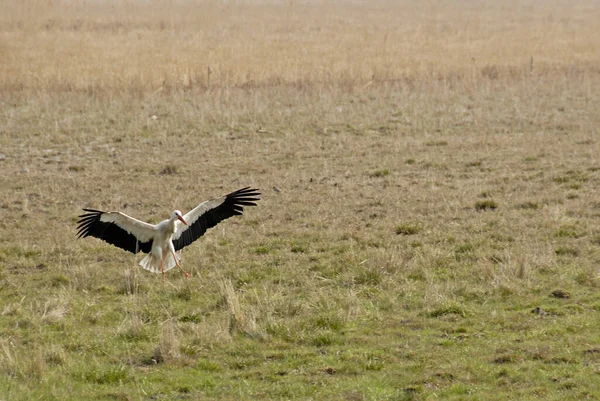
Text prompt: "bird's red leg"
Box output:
[[172, 251, 190, 278]]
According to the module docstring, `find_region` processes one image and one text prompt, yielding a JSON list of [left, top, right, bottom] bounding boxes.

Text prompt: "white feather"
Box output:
[[139, 251, 180, 273], [99, 212, 157, 242]]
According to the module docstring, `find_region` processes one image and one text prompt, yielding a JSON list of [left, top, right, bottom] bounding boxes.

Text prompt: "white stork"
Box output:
[[76, 187, 260, 281]]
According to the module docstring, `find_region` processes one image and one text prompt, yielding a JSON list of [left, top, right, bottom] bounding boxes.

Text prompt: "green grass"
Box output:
[[395, 223, 423, 236], [474, 200, 499, 211], [369, 169, 390, 178]]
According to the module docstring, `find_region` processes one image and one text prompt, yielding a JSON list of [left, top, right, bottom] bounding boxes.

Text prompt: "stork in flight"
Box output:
[[76, 187, 260, 281]]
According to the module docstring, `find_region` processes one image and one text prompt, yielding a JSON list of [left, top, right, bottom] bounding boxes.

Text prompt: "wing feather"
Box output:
[[76, 209, 156, 254], [172, 187, 260, 251]]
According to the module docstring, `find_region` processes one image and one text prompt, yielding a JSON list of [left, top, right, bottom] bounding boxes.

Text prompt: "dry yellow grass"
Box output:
[[1, 1, 600, 400], [2, 0, 600, 92]]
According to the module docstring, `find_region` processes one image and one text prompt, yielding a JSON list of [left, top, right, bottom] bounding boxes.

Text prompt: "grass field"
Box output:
[[2, 1, 600, 400]]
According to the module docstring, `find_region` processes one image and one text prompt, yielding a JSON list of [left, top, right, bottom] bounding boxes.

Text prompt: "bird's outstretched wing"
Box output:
[[172, 187, 260, 251], [76, 209, 156, 254]]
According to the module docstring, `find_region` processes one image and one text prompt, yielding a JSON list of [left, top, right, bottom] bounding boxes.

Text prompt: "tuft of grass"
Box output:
[[159, 165, 178, 175], [454, 243, 476, 262], [555, 247, 579, 257], [311, 314, 345, 332], [427, 304, 467, 318], [195, 358, 222, 372], [74, 364, 130, 385], [369, 169, 390, 178], [554, 226, 582, 238], [174, 286, 193, 301], [475, 200, 498, 211], [550, 289, 571, 299], [552, 176, 569, 184], [518, 201, 540, 210], [354, 266, 382, 286], [252, 246, 271, 255], [492, 353, 523, 364], [44, 347, 66, 366], [395, 223, 423, 236], [553, 170, 589, 185], [152, 319, 182, 365], [425, 140, 448, 147], [290, 244, 308, 253], [218, 279, 262, 338], [50, 274, 70, 287], [310, 331, 341, 347]]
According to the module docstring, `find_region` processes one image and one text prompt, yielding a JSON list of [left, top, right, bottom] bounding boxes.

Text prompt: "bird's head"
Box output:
[[172, 210, 188, 225]]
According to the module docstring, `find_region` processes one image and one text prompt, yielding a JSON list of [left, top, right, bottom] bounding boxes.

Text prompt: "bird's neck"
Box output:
[[167, 216, 178, 232]]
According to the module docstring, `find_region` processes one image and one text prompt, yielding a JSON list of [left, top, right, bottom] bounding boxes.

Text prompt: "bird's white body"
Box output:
[[139, 216, 182, 273]]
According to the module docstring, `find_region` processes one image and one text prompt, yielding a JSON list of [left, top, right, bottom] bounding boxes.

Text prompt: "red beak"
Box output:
[[177, 216, 188, 226]]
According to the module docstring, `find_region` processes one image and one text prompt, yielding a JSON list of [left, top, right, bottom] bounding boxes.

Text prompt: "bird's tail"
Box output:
[[138, 252, 180, 273]]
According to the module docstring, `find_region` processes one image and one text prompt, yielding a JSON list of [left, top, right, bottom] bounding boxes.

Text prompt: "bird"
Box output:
[[76, 187, 260, 281]]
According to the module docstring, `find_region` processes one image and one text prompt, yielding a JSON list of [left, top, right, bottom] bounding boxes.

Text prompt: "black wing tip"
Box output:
[[81, 208, 104, 214], [78, 208, 104, 218], [77, 209, 102, 222], [76, 208, 106, 238], [228, 187, 261, 202], [231, 187, 260, 194], [225, 188, 260, 214]]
